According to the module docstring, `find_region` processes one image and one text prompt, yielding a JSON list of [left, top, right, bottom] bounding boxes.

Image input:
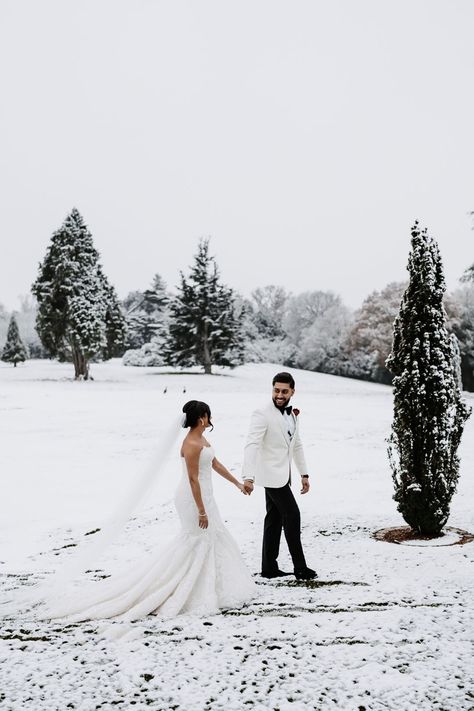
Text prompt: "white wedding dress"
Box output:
[[38, 445, 256, 623]]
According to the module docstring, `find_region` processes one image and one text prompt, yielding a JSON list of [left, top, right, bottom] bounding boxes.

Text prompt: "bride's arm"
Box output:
[[212, 458, 248, 494], [183, 446, 208, 528]]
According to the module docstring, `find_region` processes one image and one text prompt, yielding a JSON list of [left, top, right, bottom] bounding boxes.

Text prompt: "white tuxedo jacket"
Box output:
[[242, 402, 308, 488]]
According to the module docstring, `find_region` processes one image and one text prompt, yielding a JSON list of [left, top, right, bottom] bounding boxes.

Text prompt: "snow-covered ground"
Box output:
[[1, 359, 473, 711]]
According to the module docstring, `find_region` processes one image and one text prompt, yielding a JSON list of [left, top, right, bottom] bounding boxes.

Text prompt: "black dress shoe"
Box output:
[[294, 567, 317, 580], [261, 569, 292, 579]]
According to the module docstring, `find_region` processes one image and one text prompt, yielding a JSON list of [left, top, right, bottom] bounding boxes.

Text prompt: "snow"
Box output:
[[1, 359, 473, 710], [399, 530, 463, 547]]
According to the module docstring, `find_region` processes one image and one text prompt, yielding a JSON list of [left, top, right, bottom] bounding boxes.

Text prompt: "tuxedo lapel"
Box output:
[[288, 412, 298, 449], [269, 404, 291, 446], [292, 411, 298, 433]]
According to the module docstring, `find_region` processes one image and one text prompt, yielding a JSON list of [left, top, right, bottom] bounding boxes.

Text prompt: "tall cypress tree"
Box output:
[[32, 208, 126, 379], [2, 314, 27, 367], [167, 238, 243, 374], [386, 222, 471, 535]]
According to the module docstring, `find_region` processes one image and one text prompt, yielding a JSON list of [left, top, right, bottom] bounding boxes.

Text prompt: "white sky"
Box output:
[[1, 0, 474, 311]]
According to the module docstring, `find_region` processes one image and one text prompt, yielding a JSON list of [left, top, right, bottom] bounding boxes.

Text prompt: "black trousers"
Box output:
[[262, 483, 307, 574]]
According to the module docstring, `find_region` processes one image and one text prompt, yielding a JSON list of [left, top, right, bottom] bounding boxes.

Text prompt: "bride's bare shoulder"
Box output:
[[180, 437, 203, 460]]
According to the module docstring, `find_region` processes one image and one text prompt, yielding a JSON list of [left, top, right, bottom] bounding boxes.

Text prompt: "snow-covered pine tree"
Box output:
[[102, 278, 128, 359], [122, 274, 172, 366], [32, 208, 126, 379], [1, 314, 28, 366], [166, 238, 243, 374], [386, 222, 472, 535], [143, 273, 169, 313], [123, 274, 170, 350]]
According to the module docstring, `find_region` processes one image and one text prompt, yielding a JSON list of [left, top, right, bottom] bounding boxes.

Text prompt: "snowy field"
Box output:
[[0, 359, 473, 711]]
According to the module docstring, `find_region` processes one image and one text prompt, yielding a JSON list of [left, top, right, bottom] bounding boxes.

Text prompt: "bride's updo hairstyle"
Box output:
[[182, 400, 213, 430]]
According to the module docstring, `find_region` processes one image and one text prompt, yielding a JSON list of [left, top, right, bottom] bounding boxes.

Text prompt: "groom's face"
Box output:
[[272, 382, 295, 408]]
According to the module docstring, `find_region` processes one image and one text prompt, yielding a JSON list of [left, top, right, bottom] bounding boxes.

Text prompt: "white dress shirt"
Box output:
[[282, 410, 296, 438]]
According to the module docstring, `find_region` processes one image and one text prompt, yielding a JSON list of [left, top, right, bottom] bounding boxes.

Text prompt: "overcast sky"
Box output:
[[1, 0, 474, 312]]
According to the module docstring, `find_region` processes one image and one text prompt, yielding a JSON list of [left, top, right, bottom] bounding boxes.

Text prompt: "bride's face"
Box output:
[[201, 413, 210, 428]]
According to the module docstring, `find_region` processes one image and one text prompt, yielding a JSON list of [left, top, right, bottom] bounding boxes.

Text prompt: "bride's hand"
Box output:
[[237, 483, 249, 495], [198, 513, 208, 529]]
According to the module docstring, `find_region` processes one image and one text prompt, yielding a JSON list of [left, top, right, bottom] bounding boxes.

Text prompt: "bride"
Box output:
[[8, 400, 256, 623]]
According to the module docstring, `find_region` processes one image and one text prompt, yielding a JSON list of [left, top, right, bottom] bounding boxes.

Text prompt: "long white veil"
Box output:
[[1, 413, 186, 620]]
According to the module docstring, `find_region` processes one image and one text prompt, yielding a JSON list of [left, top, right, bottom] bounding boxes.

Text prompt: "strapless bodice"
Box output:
[[180, 445, 214, 484], [176, 445, 219, 533]]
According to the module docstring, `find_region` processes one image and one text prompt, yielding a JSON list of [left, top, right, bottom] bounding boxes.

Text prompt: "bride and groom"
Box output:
[[11, 371, 316, 623]]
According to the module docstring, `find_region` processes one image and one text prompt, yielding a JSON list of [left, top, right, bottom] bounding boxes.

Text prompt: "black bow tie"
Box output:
[[280, 405, 292, 415]]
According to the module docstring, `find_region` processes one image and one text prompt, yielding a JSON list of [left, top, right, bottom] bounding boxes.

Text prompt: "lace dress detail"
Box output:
[[42, 446, 256, 622]]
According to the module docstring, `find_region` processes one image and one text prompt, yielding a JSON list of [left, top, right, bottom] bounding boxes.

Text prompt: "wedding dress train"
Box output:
[[41, 445, 256, 622]]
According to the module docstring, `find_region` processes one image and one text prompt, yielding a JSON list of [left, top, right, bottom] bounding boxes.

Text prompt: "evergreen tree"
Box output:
[[143, 273, 169, 312], [32, 208, 126, 379], [2, 314, 27, 366], [123, 274, 169, 349], [167, 238, 243, 374], [386, 222, 471, 535], [122, 274, 171, 367], [102, 277, 128, 359]]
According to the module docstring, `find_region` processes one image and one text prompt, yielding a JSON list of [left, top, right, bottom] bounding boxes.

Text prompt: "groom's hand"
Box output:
[[300, 476, 310, 494], [243, 480, 254, 494]]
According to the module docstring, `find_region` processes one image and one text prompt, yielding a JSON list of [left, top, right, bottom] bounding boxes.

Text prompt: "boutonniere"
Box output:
[[293, 408, 300, 417]]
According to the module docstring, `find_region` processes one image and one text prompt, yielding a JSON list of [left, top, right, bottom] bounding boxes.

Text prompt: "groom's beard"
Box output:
[[272, 396, 291, 411]]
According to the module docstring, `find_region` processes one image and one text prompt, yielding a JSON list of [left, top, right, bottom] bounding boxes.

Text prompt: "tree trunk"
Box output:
[[72, 346, 89, 380], [72, 347, 80, 379], [202, 324, 212, 374], [81, 354, 90, 380]]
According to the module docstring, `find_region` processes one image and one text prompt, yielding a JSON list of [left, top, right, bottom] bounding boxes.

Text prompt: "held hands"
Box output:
[[242, 479, 306, 494], [242, 480, 254, 495], [237, 482, 250, 495], [300, 476, 310, 494]]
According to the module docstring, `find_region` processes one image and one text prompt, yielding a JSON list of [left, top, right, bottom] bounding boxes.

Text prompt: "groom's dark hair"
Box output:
[[272, 372, 295, 389]]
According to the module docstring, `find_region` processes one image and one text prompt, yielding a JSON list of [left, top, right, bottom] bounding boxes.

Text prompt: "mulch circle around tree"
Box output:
[[373, 525, 474, 547]]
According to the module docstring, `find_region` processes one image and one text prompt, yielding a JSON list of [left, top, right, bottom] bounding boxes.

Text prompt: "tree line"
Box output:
[[1, 207, 474, 392], [121, 241, 474, 392]]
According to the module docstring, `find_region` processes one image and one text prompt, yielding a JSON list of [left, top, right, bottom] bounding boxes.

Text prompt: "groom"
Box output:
[[242, 372, 316, 580]]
